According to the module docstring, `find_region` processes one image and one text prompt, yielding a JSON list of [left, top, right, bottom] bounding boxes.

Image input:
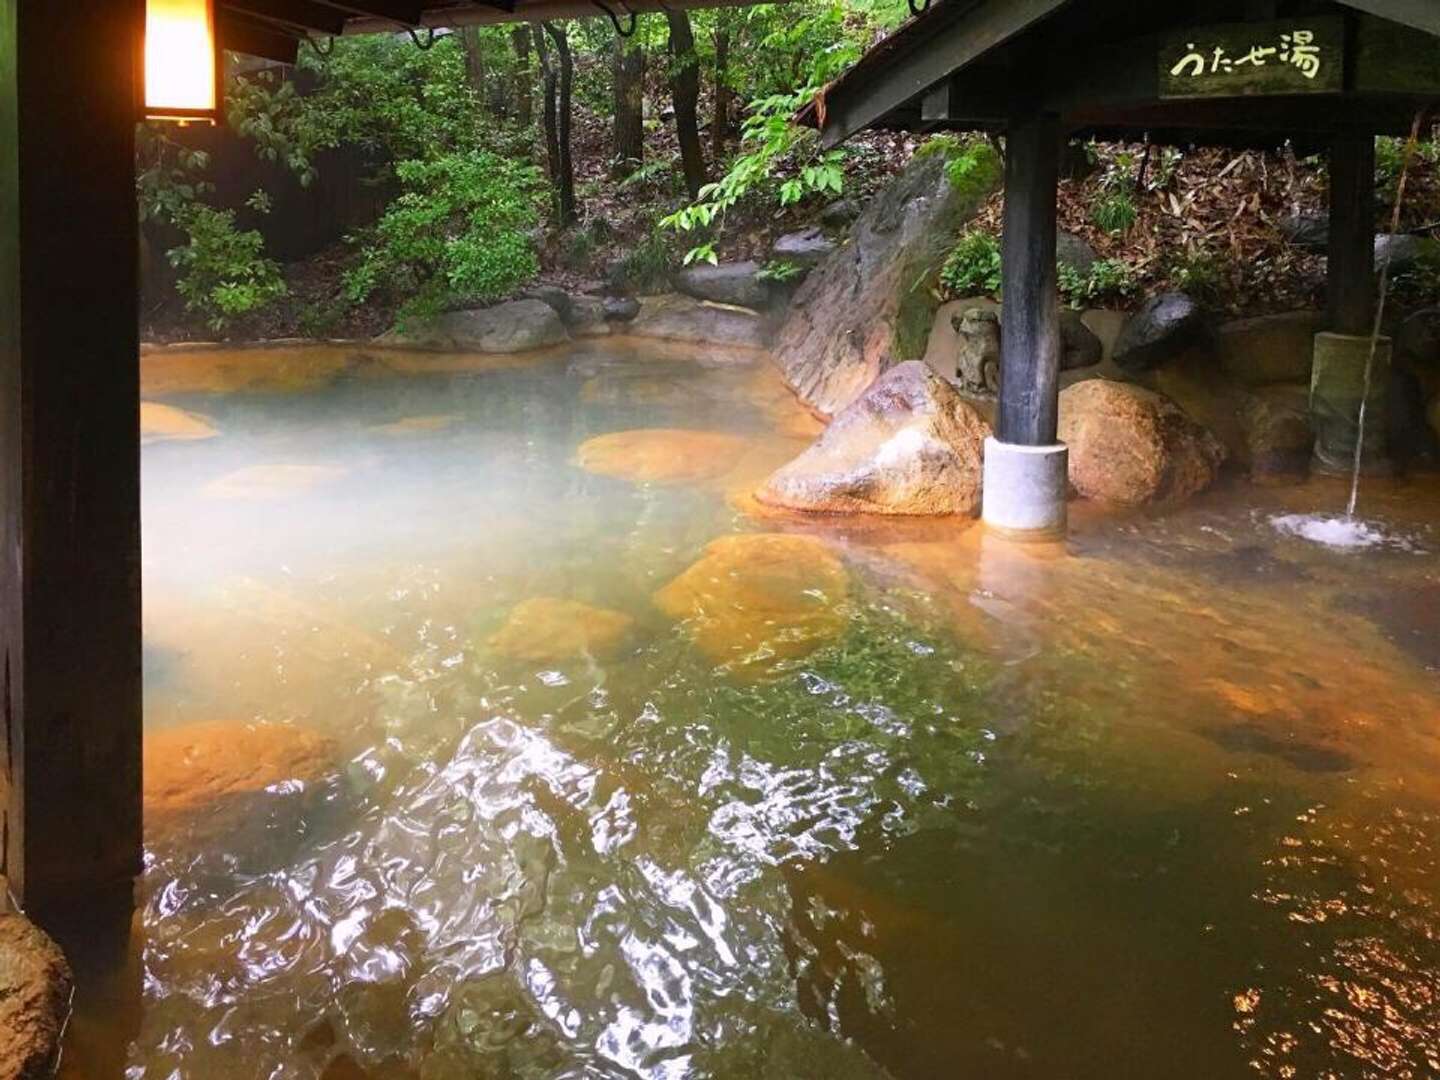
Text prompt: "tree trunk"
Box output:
[[665, 10, 706, 198], [711, 26, 732, 161], [459, 26, 488, 106], [513, 26, 533, 128], [538, 22, 577, 227], [612, 41, 645, 176]]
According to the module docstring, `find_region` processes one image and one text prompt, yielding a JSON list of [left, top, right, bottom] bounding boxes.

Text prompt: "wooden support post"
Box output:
[[1327, 134, 1376, 336], [0, 0, 143, 918], [997, 112, 1062, 446]]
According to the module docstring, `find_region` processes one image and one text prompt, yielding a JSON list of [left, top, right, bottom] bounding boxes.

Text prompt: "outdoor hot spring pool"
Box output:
[[68, 340, 1440, 1078]]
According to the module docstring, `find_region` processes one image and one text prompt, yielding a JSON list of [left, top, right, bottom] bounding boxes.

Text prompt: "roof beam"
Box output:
[[220, 0, 348, 34], [312, 0, 426, 25], [818, 0, 1072, 148], [344, 0, 771, 31], [1337, 0, 1440, 37], [218, 11, 303, 61]]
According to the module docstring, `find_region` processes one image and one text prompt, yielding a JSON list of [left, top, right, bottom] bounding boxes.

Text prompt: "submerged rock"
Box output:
[[371, 414, 460, 437], [773, 150, 998, 417], [674, 260, 773, 310], [203, 464, 347, 500], [144, 719, 338, 856], [653, 533, 848, 674], [141, 401, 219, 445], [488, 597, 635, 663], [379, 299, 569, 353], [627, 294, 769, 350], [757, 361, 990, 517], [1112, 292, 1208, 374], [0, 915, 72, 1080], [576, 429, 748, 485], [1058, 380, 1226, 505]]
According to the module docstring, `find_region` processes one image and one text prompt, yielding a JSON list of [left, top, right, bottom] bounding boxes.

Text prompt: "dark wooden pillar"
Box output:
[[0, 0, 143, 917], [1326, 134, 1376, 336], [997, 112, 1063, 446]]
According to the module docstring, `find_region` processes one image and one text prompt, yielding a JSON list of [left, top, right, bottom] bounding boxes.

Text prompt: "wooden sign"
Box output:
[[1159, 17, 1346, 99]]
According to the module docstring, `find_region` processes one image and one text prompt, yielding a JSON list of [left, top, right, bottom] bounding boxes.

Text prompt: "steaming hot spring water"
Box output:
[[66, 340, 1440, 1079]]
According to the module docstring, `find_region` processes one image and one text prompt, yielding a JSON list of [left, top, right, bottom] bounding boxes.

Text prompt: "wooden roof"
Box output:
[[801, 0, 1440, 151], [219, 0, 764, 63]]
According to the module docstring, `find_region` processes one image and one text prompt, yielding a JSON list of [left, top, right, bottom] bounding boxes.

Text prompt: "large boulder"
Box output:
[[756, 361, 991, 516], [1112, 292, 1208, 374], [1058, 379, 1226, 505], [627, 294, 769, 350], [773, 150, 999, 417], [1374, 233, 1436, 274], [1060, 309, 1104, 370], [379, 299, 568, 353], [1244, 386, 1315, 479], [1397, 307, 1440, 366], [1217, 311, 1321, 385], [674, 261, 772, 310], [0, 915, 71, 1080]]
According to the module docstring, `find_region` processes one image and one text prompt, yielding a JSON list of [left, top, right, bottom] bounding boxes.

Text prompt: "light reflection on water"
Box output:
[[70, 341, 1440, 1078]]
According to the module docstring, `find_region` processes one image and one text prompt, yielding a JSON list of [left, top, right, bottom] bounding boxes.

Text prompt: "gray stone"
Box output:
[[603, 296, 641, 322], [773, 151, 999, 417], [567, 296, 611, 338], [1397, 307, 1440, 365], [0, 914, 71, 1080], [1056, 231, 1099, 276], [1389, 367, 1440, 466], [1060, 309, 1103, 370], [756, 361, 992, 517], [520, 285, 573, 322], [1245, 386, 1315, 479], [379, 299, 569, 353], [1374, 233, 1433, 273], [1278, 214, 1330, 252], [628, 294, 769, 349], [819, 198, 864, 227], [952, 307, 1001, 394], [772, 226, 837, 268], [673, 260, 772, 309], [1113, 292, 1209, 373], [1218, 310, 1322, 385]]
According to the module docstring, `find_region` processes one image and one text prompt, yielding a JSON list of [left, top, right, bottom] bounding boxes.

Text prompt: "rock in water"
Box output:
[[773, 150, 999, 417], [576, 429, 749, 485], [1058, 380, 1226, 505], [379, 299, 569, 353], [627, 295, 769, 350], [674, 261, 773, 310], [144, 719, 338, 860], [1112, 292, 1208, 373], [757, 361, 991, 516], [0, 915, 71, 1080], [141, 401, 219, 445], [654, 533, 848, 674], [488, 598, 635, 662]]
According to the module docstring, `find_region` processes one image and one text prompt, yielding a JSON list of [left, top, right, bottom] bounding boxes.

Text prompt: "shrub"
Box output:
[[1166, 250, 1228, 306], [344, 150, 542, 322], [1091, 189, 1138, 235], [611, 229, 675, 294], [1059, 258, 1138, 307], [939, 231, 1002, 298], [168, 203, 287, 332], [916, 134, 1003, 201]]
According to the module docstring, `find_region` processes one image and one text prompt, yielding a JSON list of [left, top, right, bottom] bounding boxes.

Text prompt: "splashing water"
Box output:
[[1271, 513, 1388, 549]]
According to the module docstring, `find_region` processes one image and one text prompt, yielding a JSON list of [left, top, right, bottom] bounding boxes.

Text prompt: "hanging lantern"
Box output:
[[144, 0, 221, 123]]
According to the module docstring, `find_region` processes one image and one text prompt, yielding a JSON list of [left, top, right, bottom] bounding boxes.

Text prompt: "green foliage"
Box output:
[[1091, 189, 1138, 235], [915, 134, 1003, 201], [939, 231, 1002, 298], [1389, 242, 1440, 307], [1166, 249, 1228, 306], [168, 203, 287, 332], [344, 151, 542, 322], [135, 126, 213, 225], [225, 71, 318, 185], [662, 83, 846, 265], [1058, 258, 1138, 307], [611, 229, 676, 294], [756, 259, 805, 283]]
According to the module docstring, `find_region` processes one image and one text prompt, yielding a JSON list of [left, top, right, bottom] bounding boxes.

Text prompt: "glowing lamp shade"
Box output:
[[144, 0, 220, 122]]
